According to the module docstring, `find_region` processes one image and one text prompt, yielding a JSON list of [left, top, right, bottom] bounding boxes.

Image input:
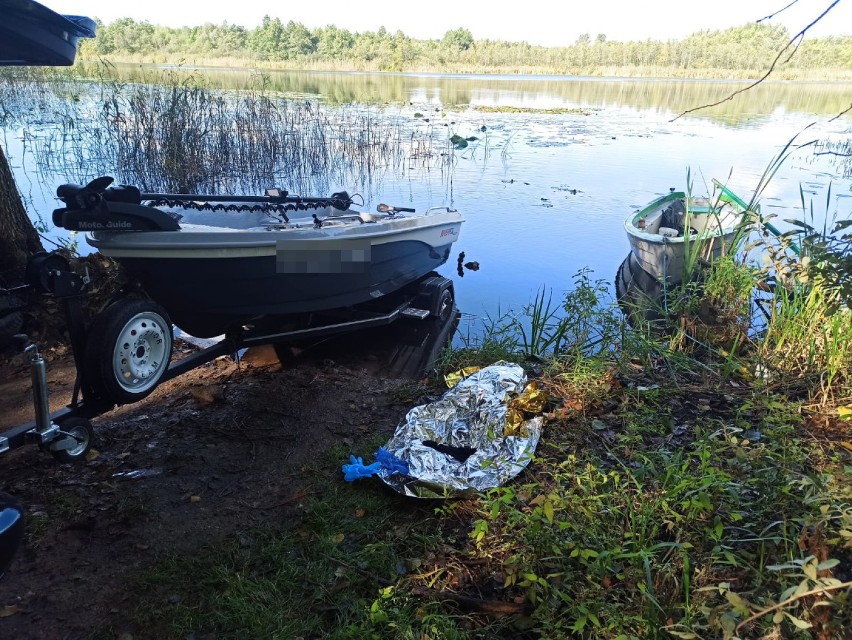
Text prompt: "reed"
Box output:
[[817, 136, 852, 179], [2, 67, 451, 199], [747, 186, 851, 404], [732, 142, 851, 404]]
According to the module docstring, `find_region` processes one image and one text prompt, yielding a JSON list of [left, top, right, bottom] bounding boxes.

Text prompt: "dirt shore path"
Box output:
[[0, 334, 423, 639]]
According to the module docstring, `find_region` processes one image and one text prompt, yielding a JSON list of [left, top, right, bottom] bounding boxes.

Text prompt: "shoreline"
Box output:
[[74, 56, 852, 83]]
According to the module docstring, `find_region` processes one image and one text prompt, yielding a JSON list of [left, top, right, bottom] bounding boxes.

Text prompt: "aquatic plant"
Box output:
[[1, 68, 453, 200], [453, 269, 623, 361], [758, 276, 851, 401]]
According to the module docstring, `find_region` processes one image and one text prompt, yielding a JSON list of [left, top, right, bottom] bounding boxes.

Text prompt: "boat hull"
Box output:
[[626, 230, 739, 283], [624, 191, 746, 285], [89, 211, 463, 337], [114, 239, 455, 337]]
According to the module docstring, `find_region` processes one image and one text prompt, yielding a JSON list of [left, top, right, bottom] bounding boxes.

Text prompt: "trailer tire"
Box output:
[[84, 298, 173, 405], [435, 287, 454, 321], [50, 417, 94, 463]]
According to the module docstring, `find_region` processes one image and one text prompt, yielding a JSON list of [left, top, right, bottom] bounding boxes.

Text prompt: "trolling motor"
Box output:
[[53, 176, 180, 232], [52, 176, 356, 231]]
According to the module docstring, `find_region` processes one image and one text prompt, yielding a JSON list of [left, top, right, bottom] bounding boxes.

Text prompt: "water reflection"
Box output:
[[75, 64, 852, 125], [614, 253, 665, 325]]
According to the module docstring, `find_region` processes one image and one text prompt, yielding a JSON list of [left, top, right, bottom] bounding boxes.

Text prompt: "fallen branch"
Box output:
[[411, 586, 531, 616], [815, 151, 852, 158], [735, 580, 852, 633]]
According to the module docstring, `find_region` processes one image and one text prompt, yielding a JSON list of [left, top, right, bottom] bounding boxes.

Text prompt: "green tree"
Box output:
[[442, 27, 474, 52], [315, 25, 354, 58], [73, 16, 852, 76], [283, 21, 315, 58], [248, 16, 284, 59]]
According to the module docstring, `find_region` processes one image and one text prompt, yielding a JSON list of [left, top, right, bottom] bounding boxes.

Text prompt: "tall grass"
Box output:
[[453, 270, 625, 362], [643, 139, 851, 409], [759, 278, 852, 402], [669, 222, 850, 406]]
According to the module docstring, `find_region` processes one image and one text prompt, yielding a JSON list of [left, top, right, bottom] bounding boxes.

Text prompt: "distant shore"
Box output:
[[77, 54, 852, 82]]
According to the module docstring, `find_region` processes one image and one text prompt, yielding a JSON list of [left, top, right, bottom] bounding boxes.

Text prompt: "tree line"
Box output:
[[79, 19, 852, 75]]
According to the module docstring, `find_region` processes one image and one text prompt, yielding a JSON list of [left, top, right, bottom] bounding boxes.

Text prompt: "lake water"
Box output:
[[3, 67, 851, 335]]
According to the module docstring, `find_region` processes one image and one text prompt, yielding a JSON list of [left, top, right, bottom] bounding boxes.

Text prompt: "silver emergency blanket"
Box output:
[[380, 362, 542, 498]]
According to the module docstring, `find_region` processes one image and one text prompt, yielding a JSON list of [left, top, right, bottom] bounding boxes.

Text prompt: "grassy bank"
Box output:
[[121, 246, 851, 638]]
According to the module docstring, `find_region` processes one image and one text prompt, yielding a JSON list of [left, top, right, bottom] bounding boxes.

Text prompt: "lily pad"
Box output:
[[449, 134, 468, 149]]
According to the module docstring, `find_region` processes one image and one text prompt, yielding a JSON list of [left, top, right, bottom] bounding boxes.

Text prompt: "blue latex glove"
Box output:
[[375, 447, 410, 475], [342, 455, 382, 482]]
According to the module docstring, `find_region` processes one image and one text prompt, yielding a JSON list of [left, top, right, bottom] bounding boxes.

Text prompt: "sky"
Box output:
[[46, 0, 852, 46]]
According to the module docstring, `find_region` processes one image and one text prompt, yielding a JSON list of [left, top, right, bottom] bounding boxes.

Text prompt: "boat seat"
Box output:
[[643, 211, 663, 234]]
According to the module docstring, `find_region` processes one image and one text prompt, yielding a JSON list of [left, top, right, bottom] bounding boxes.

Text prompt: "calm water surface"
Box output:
[[4, 68, 851, 333]]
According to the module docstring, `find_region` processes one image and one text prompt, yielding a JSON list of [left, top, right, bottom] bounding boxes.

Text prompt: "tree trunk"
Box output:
[[0, 142, 44, 283]]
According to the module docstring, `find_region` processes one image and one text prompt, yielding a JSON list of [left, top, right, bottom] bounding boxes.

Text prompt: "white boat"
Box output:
[[53, 177, 464, 338]]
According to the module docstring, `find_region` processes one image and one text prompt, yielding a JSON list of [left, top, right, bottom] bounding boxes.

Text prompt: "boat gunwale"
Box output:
[[624, 191, 745, 246], [86, 211, 465, 252]]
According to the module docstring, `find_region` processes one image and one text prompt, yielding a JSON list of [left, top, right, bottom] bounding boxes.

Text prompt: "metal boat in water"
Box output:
[[616, 181, 752, 322], [623, 184, 749, 285], [53, 177, 464, 338]]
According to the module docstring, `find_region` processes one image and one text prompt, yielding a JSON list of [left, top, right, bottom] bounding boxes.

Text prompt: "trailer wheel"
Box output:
[[25, 252, 70, 294], [50, 417, 94, 463], [84, 298, 173, 404], [435, 287, 454, 321]]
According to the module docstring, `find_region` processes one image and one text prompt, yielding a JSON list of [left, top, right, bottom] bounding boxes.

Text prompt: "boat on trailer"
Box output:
[[53, 177, 464, 339], [46, 176, 463, 405]]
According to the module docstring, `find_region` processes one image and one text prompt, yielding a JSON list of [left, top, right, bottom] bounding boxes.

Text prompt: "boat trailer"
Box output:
[[1, 252, 456, 462]]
